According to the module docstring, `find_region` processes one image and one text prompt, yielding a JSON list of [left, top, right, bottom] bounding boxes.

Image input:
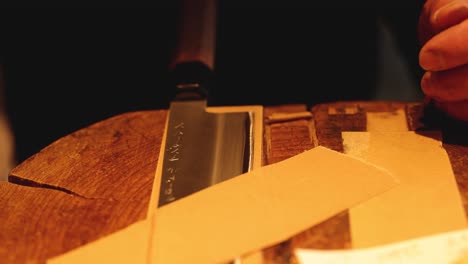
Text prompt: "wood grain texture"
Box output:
[[170, 0, 216, 70], [263, 105, 313, 165], [0, 182, 145, 264], [3, 110, 166, 264], [9, 110, 166, 201], [1, 102, 466, 264]]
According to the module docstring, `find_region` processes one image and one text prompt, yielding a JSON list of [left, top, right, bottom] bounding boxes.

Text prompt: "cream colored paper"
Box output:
[[48, 219, 151, 264], [343, 131, 467, 249], [149, 146, 398, 264], [295, 228, 468, 264], [47, 146, 397, 264]]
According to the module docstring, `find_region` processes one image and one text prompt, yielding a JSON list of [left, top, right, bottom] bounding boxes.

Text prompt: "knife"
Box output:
[[158, 0, 254, 207]]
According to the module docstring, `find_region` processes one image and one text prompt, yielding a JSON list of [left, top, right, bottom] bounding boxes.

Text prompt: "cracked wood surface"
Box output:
[[9, 111, 167, 201], [0, 182, 146, 264], [3, 110, 166, 264], [1, 102, 467, 264]]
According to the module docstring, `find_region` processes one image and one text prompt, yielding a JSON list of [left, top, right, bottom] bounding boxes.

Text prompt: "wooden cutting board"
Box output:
[[1, 101, 467, 264]]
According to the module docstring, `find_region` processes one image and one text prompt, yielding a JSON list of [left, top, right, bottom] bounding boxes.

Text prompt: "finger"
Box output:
[[418, 0, 463, 43], [421, 64, 468, 101], [432, 0, 468, 32], [419, 19, 468, 71], [434, 99, 468, 121], [419, 0, 440, 44], [418, 0, 454, 44]]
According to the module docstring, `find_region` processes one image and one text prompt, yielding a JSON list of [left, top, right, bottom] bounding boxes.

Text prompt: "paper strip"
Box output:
[[149, 146, 398, 264], [47, 146, 397, 264], [47, 220, 151, 264], [344, 131, 467, 248], [295, 228, 468, 264]]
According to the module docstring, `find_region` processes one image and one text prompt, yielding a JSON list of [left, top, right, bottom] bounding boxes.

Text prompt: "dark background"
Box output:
[[0, 6, 425, 163]]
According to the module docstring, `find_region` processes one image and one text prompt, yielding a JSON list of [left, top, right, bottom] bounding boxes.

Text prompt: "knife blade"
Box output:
[[158, 0, 254, 207]]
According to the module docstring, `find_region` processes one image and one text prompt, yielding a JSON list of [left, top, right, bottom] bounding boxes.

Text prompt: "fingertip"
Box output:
[[419, 46, 445, 71], [432, 1, 468, 31], [420, 71, 434, 95]]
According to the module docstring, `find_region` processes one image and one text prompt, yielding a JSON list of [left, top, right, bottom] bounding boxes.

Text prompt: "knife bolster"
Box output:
[[172, 61, 213, 101]]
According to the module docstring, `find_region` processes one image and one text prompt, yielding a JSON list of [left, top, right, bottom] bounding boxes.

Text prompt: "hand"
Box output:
[[418, 0, 468, 121]]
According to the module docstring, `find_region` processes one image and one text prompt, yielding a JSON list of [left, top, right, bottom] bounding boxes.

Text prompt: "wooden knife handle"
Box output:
[[170, 0, 217, 71], [170, 0, 217, 100]]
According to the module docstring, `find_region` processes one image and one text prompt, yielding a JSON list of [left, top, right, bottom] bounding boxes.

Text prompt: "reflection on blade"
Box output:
[[158, 100, 252, 207]]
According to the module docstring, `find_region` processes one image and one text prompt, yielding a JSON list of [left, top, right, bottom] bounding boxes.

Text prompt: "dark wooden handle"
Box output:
[[170, 0, 217, 71]]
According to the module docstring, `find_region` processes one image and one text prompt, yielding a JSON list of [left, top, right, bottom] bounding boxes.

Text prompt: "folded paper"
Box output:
[[343, 131, 467, 248], [295, 228, 468, 264], [48, 220, 151, 264], [48, 146, 398, 264], [149, 146, 398, 264]]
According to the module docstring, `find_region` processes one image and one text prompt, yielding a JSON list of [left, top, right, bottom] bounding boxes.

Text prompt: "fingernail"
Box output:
[[433, 3, 450, 23], [433, 8, 441, 23], [433, 1, 463, 24]]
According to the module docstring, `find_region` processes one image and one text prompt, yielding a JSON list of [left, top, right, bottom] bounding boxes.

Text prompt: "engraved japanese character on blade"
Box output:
[[162, 122, 184, 204]]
